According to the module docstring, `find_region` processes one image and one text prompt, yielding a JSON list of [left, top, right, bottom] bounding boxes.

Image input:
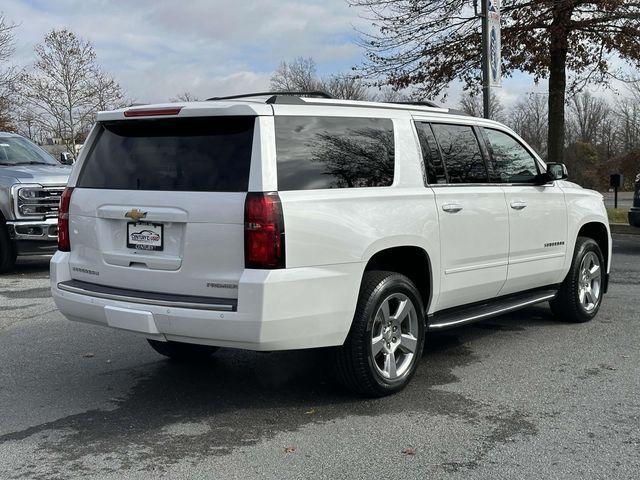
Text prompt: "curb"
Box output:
[[610, 223, 640, 235]]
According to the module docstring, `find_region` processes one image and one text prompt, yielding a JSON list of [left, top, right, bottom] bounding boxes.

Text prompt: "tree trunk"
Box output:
[[547, 2, 573, 163]]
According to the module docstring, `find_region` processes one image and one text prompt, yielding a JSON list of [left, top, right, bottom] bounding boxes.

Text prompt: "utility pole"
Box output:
[[481, 0, 491, 119]]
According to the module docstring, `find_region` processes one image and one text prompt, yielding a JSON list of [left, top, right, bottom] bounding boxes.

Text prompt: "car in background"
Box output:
[[630, 173, 640, 228], [0, 131, 71, 272]]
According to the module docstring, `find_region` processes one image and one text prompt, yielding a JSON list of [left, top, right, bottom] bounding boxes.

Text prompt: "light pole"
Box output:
[[481, 0, 491, 119], [477, 0, 500, 119]]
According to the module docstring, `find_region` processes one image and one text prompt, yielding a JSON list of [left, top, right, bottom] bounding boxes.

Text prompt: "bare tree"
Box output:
[[0, 15, 19, 131], [323, 74, 369, 101], [566, 92, 609, 145], [509, 94, 549, 157], [270, 57, 323, 93], [170, 92, 200, 102], [614, 81, 640, 153], [270, 57, 370, 100], [21, 29, 124, 158], [459, 92, 504, 121], [372, 87, 411, 103]]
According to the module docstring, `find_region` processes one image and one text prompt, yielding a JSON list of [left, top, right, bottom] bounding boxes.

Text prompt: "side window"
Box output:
[[484, 128, 540, 184], [415, 122, 446, 184], [275, 116, 395, 190], [431, 124, 488, 184]]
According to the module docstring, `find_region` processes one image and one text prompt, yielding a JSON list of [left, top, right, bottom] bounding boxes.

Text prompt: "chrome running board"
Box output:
[[428, 289, 557, 331]]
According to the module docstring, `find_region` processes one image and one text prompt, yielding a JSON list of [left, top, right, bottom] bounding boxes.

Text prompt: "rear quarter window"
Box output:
[[77, 116, 255, 192], [275, 116, 395, 190]]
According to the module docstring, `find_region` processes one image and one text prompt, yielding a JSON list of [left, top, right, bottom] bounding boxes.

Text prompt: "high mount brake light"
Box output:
[[244, 192, 285, 269], [58, 187, 74, 252], [124, 107, 183, 117]]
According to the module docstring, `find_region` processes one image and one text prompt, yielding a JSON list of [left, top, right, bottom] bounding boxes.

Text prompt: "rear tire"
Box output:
[[550, 237, 605, 323], [147, 339, 219, 361], [333, 271, 425, 397], [0, 225, 17, 274]]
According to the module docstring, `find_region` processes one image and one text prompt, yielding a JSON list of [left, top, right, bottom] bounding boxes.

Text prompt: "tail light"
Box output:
[[58, 187, 74, 251], [244, 192, 285, 269]]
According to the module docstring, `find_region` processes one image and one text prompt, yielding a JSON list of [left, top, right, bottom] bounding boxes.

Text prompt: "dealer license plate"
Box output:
[[127, 222, 163, 251]]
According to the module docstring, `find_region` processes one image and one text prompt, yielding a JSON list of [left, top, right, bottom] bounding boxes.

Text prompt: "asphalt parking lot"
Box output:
[[1, 236, 639, 480]]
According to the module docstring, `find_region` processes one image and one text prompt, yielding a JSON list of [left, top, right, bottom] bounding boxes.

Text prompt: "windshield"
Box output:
[[0, 137, 59, 166]]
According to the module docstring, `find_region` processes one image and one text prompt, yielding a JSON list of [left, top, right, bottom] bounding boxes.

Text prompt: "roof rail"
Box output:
[[390, 100, 441, 108], [207, 91, 333, 101]]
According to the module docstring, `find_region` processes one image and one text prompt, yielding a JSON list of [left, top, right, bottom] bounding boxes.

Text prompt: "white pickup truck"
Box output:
[[50, 93, 611, 396]]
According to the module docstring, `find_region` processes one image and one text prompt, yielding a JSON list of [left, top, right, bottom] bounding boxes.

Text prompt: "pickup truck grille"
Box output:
[[13, 185, 65, 219]]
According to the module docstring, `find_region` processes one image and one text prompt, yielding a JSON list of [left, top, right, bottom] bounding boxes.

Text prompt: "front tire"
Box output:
[[0, 224, 17, 274], [550, 237, 605, 323], [333, 271, 425, 397], [147, 339, 219, 361]]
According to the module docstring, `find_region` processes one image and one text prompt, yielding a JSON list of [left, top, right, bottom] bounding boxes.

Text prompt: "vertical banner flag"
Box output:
[[487, 0, 501, 87]]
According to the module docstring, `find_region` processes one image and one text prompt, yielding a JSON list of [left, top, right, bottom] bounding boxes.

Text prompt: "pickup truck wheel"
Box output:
[[333, 271, 425, 397], [550, 237, 604, 323], [0, 225, 17, 274], [147, 339, 219, 361]]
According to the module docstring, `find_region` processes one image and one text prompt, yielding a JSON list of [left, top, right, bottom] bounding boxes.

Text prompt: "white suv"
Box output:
[[50, 93, 611, 396]]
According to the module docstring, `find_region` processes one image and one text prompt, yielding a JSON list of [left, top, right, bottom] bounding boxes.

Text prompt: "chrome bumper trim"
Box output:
[[57, 280, 237, 312], [6, 219, 58, 241]]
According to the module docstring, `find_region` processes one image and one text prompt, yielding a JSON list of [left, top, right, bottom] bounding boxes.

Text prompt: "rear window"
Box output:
[[275, 116, 395, 190], [77, 117, 255, 192]]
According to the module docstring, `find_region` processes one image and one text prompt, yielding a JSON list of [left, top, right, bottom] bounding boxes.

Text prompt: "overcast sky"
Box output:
[[4, 0, 550, 106]]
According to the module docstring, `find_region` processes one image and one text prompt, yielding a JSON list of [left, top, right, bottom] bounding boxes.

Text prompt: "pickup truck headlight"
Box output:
[[11, 184, 64, 220]]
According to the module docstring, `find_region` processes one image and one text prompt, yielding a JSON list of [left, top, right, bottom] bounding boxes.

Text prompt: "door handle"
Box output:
[[510, 201, 527, 210], [442, 203, 463, 213]]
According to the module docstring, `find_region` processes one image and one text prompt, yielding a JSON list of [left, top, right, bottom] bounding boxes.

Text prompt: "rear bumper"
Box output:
[[50, 251, 362, 351]]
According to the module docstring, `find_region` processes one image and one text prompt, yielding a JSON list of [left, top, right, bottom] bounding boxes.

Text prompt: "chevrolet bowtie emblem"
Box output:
[[124, 208, 147, 222]]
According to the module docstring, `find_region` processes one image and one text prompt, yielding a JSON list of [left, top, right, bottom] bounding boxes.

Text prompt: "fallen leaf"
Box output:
[[304, 409, 315, 415], [402, 447, 415, 456], [82, 353, 95, 358], [284, 446, 296, 453]]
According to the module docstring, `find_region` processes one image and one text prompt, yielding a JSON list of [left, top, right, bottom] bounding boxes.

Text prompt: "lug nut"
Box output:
[[392, 326, 397, 332], [392, 337, 397, 342], [386, 343, 390, 348]]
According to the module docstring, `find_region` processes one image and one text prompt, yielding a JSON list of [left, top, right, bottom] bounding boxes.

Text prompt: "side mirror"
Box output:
[[544, 163, 568, 182]]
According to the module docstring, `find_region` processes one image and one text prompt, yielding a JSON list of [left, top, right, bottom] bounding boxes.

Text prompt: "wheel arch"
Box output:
[[362, 245, 433, 315], [577, 221, 610, 271]]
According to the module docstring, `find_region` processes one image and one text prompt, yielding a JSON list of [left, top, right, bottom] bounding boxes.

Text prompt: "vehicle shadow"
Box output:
[[0, 305, 554, 473]]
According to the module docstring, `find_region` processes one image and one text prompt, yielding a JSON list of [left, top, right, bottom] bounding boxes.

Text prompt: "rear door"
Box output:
[[481, 127, 568, 294], [415, 122, 509, 311], [68, 115, 256, 300]]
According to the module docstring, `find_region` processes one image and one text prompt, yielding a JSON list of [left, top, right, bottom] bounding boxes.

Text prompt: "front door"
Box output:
[[481, 127, 568, 295]]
